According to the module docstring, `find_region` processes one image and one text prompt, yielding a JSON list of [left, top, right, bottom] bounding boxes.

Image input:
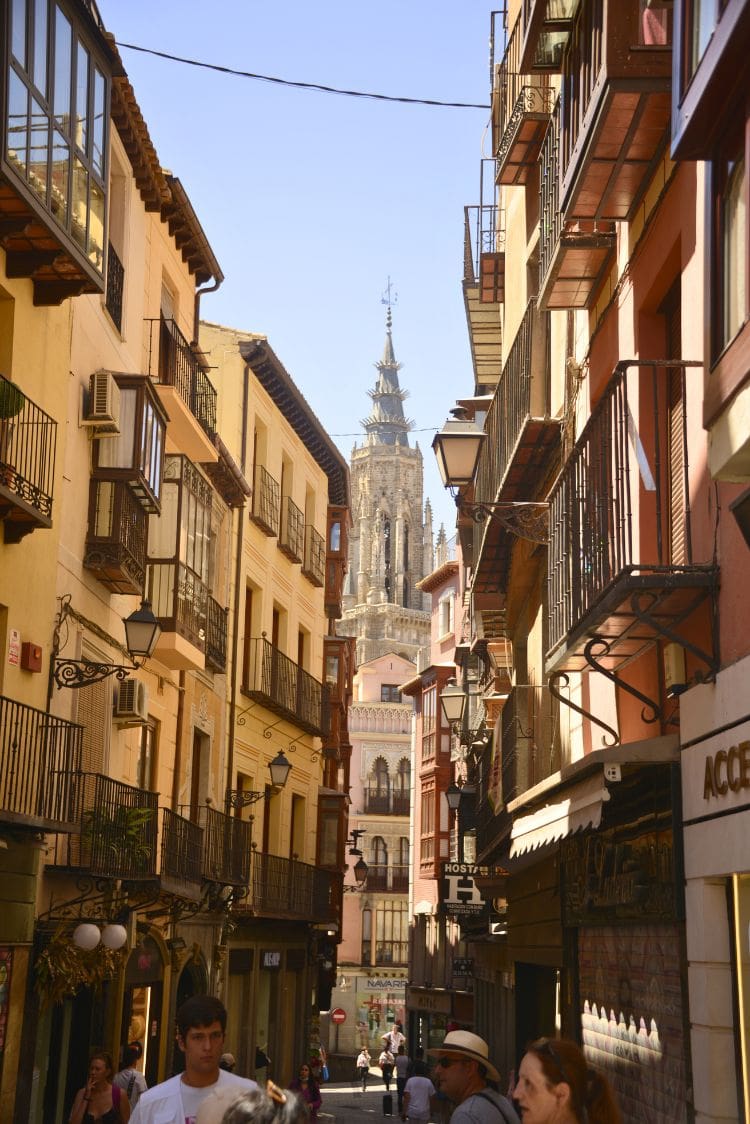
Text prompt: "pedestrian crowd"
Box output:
[[67, 999, 622, 1124]]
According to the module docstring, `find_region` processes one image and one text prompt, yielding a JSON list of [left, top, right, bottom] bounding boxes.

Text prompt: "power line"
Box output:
[[117, 41, 491, 110], [329, 426, 440, 438]]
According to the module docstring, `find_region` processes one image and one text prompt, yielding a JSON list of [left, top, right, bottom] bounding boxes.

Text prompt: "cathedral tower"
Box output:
[[340, 308, 432, 665]]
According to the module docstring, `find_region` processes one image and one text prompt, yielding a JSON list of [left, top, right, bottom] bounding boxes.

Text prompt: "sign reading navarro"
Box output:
[[442, 862, 497, 918]]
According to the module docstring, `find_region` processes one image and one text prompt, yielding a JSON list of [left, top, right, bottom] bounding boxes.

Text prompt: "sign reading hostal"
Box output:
[[441, 863, 490, 918]]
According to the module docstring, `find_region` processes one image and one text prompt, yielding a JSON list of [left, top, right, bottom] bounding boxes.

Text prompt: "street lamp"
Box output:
[[53, 598, 162, 689], [343, 829, 368, 891], [432, 410, 549, 544], [440, 679, 466, 730], [445, 781, 463, 813], [225, 751, 293, 809]]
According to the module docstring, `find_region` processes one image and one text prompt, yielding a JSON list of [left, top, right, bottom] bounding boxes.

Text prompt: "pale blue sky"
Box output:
[[97, 2, 498, 532]]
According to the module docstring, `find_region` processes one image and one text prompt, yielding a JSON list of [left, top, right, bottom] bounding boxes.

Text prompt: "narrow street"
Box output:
[[318, 1079, 408, 1124]]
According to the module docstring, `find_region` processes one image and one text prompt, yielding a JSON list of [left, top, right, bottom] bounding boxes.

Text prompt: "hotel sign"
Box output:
[[703, 741, 750, 799], [442, 862, 490, 918]]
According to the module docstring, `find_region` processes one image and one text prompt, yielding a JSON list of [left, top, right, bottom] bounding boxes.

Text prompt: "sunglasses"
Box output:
[[534, 1041, 588, 1123], [436, 1057, 463, 1069]]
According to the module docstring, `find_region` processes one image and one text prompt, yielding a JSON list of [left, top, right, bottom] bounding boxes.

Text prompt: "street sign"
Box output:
[[331, 1007, 347, 1024]]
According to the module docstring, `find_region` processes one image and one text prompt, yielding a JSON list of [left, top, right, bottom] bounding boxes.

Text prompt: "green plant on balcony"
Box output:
[[0, 380, 24, 419], [81, 804, 155, 874], [35, 927, 125, 1009]]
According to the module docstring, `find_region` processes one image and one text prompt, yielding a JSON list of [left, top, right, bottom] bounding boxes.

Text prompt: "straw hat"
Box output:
[[427, 1030, 500, 1082]]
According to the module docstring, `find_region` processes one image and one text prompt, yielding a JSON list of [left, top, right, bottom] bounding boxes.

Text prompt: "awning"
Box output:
[[510, 773, 610, 857]]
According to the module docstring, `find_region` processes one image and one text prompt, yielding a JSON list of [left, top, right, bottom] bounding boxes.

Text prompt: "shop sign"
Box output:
[[363, 978, 406, 991], [452, 958, 474, 975], [406, 986, 451, 1014], [703, 741, 750, 799], [562, 827, 676, 925], [261, 950, 281, 969], [441, 862, 490, 918]]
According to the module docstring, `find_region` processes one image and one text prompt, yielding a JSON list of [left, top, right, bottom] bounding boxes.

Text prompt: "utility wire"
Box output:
[[117, 41, 491, 110]]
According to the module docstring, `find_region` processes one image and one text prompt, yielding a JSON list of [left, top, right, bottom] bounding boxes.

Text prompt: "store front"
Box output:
[[681, 659, 750, 1121]]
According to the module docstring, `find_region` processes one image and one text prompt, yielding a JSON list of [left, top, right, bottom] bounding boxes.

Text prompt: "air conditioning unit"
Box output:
[[113, 679, 149, 725], [81, 370, 121, 436]]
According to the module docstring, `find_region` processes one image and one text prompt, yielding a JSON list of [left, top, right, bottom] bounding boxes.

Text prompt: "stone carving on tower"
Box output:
[[340, 305, 433, 666]]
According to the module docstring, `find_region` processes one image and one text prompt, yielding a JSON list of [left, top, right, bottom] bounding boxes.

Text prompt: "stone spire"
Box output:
[[360, 307, 413, 447]]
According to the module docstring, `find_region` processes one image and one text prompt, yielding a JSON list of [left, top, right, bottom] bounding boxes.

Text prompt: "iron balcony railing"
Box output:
[[494, 13, 554, 171], [105, 242, 124, 332], [205, 596, 228, 673], [146, 316, 217, 440], [84, 478, 148, 595], [147, 561, 208, 651], [547, 361, 702, 651], [366, 865, 409, 892], [53, 773, 159, 879], [0, 695, 82, 829], [279, 496, 304, 562], [463, 203, 505, 286], [250, 464, 281, 536], [539, 100, 563, 287], [365, 940, 408, 966], [363, 791, 410, 815], [242, 636, 326, 736], [302, 524, 325, 586], [0, 373, 57, 534], [248, 852, 338, 922], [161, 806, 203, 887], [192, 805, 250, 885], [475, 299, 549, 508]]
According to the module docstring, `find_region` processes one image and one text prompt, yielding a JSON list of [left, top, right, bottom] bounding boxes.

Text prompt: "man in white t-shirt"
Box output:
[[402, 1072, 436, 1121], [130, 996, 258, 1124]]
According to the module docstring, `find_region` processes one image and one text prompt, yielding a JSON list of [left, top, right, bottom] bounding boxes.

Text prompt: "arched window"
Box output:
[[373, 835, 388, 865], [394, 758, 410, 814], [367, 757, 390, 813], [398, 837, 409, 866], [370, 835, 388, 890]]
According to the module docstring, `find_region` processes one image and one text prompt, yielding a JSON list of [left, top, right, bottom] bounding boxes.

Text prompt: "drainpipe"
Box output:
[[171, 671, 186, 809], [193, 278, 222, 347], [225, 364, 250, 805]]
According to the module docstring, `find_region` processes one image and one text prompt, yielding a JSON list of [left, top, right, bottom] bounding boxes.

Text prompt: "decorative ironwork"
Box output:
[[279, 496, 304, 562], [0, 372, 56, 541], [630, 588, 718, 684], [548, 670, 620, 748], [241, 635, 326, 736], [105, 242, 124, 331], [0, 695, 82, 826], [205, 596, 228, 673], [250, 464, 281, 536], [457, 499, 549, 544], [584, 636, 662, 725], [226, 788, 264, 808], [53, 657, 133, 690], [146, 316, 217, 438]]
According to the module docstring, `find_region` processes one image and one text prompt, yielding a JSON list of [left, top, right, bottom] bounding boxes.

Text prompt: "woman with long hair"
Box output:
[[195, 1081, 311, 1124], [288, 1063, 322, 1123], [514, 1038, 621, 1124], [69, 1050, 130, 1123]]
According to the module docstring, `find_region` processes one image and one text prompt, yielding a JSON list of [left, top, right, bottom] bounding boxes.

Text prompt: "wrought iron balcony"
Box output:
[[538, 99, 615, 311], [559, 0, 672, 221], [0, 695, 82, 830], [302, 524, 326, 586], [145, 316, 217, 447], [147, 561, 208, 653], [372, 941, 408, 966], [462, 162, 506, 389], [0, 374, 56, 543], [250, 464, 281, 536], [52, 773, 158, 879], [493, 14, 554, 186], [363, 792, 410, 816], [84, 478, 148, 594], [278, 495, 304, 562], [546, 360, 719, 679], [242, 636, 326, 736], [192, 805, 250, 885], [105, 242, 124, 332], [476, 685, 557, 851], [243, 851, 338, 922], [205, 596, 228, 674], [160, 806, 203, 891], [365, 865, 409, 892]]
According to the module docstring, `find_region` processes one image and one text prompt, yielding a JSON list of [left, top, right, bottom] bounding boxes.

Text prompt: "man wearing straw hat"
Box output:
[[428, 1031, 519, 1124]]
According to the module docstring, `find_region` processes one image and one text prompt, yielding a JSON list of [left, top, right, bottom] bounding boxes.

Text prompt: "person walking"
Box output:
[[69, 1050, 130, 1123], [514, 1037, 622, 1124], [129, 996, 257, 1123], [382, 1022, 406, 1055], [379, 1046, 395, 1092], [289, 1062, 322, 1123], [401, 1069, 436, 1122], [356, 1047, 371, 1092], [114, 1044, 147, 1111], [395, 1045, 410, 1113], [428, 1030, 519, 1124]]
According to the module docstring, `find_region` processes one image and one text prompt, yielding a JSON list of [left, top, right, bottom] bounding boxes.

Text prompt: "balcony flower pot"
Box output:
[[0, 380, 24, 419]]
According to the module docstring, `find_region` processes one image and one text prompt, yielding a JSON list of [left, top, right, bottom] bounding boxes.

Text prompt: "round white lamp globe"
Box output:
[[73, 923, 101, 951], [101, 924, 128, 951]]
